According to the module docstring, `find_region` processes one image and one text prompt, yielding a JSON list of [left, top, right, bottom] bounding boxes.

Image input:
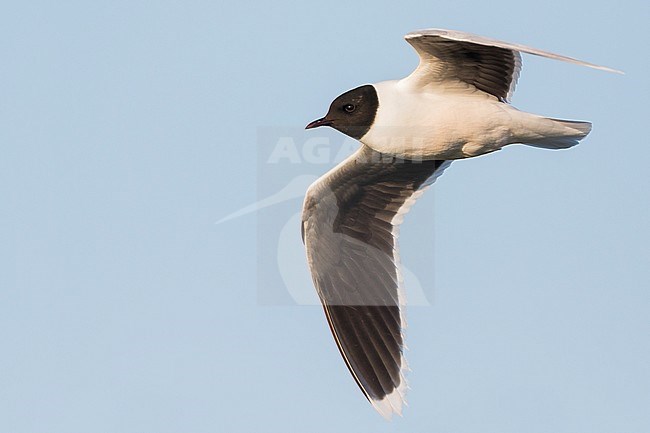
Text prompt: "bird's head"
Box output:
[[306, 85, 378, 140]]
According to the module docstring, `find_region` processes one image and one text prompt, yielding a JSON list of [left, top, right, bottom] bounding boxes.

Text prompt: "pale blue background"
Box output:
[[1, 1, 649, 432]]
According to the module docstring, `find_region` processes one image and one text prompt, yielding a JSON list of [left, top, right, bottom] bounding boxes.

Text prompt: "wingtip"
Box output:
[[369, 376, 408, 420], [605, 66, 625, 75], [582, 63, 624, 74], [370, 396, 403, 421]]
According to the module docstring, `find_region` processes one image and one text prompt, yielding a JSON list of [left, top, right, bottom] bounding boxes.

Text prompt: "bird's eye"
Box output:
[[343, 104, 356, 113]]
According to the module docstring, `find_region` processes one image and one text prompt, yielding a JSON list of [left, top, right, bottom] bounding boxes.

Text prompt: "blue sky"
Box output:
[[1, 1, 648, 432]]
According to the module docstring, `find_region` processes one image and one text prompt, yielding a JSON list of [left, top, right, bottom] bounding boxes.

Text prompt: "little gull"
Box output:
[[302, 28, 620, 418]]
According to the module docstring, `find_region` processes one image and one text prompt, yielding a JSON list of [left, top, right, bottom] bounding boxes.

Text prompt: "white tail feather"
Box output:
[[524, 118, 592, 149]]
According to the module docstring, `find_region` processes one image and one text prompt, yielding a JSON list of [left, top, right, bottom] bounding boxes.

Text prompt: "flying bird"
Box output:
[[302, 28, 620, 419]]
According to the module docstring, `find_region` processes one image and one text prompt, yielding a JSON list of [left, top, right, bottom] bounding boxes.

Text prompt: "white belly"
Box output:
[[360, 81, 517, 160]]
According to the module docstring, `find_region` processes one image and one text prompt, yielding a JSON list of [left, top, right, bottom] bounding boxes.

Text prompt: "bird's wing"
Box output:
[[402, 28, 622, 101], [301, 145, 450, 418]]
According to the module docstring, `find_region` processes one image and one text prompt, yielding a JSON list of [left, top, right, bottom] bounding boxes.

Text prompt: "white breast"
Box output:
[[360, 80, 515, 160]]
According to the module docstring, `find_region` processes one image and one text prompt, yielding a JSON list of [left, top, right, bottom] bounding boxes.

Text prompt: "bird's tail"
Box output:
[[523, 118, 592, 150]]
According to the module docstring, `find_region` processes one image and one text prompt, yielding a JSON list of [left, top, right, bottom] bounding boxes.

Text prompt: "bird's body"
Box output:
[[302, 28, 619, 419], [363, 80, 509, 158], [363, 79, 590, 159]]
